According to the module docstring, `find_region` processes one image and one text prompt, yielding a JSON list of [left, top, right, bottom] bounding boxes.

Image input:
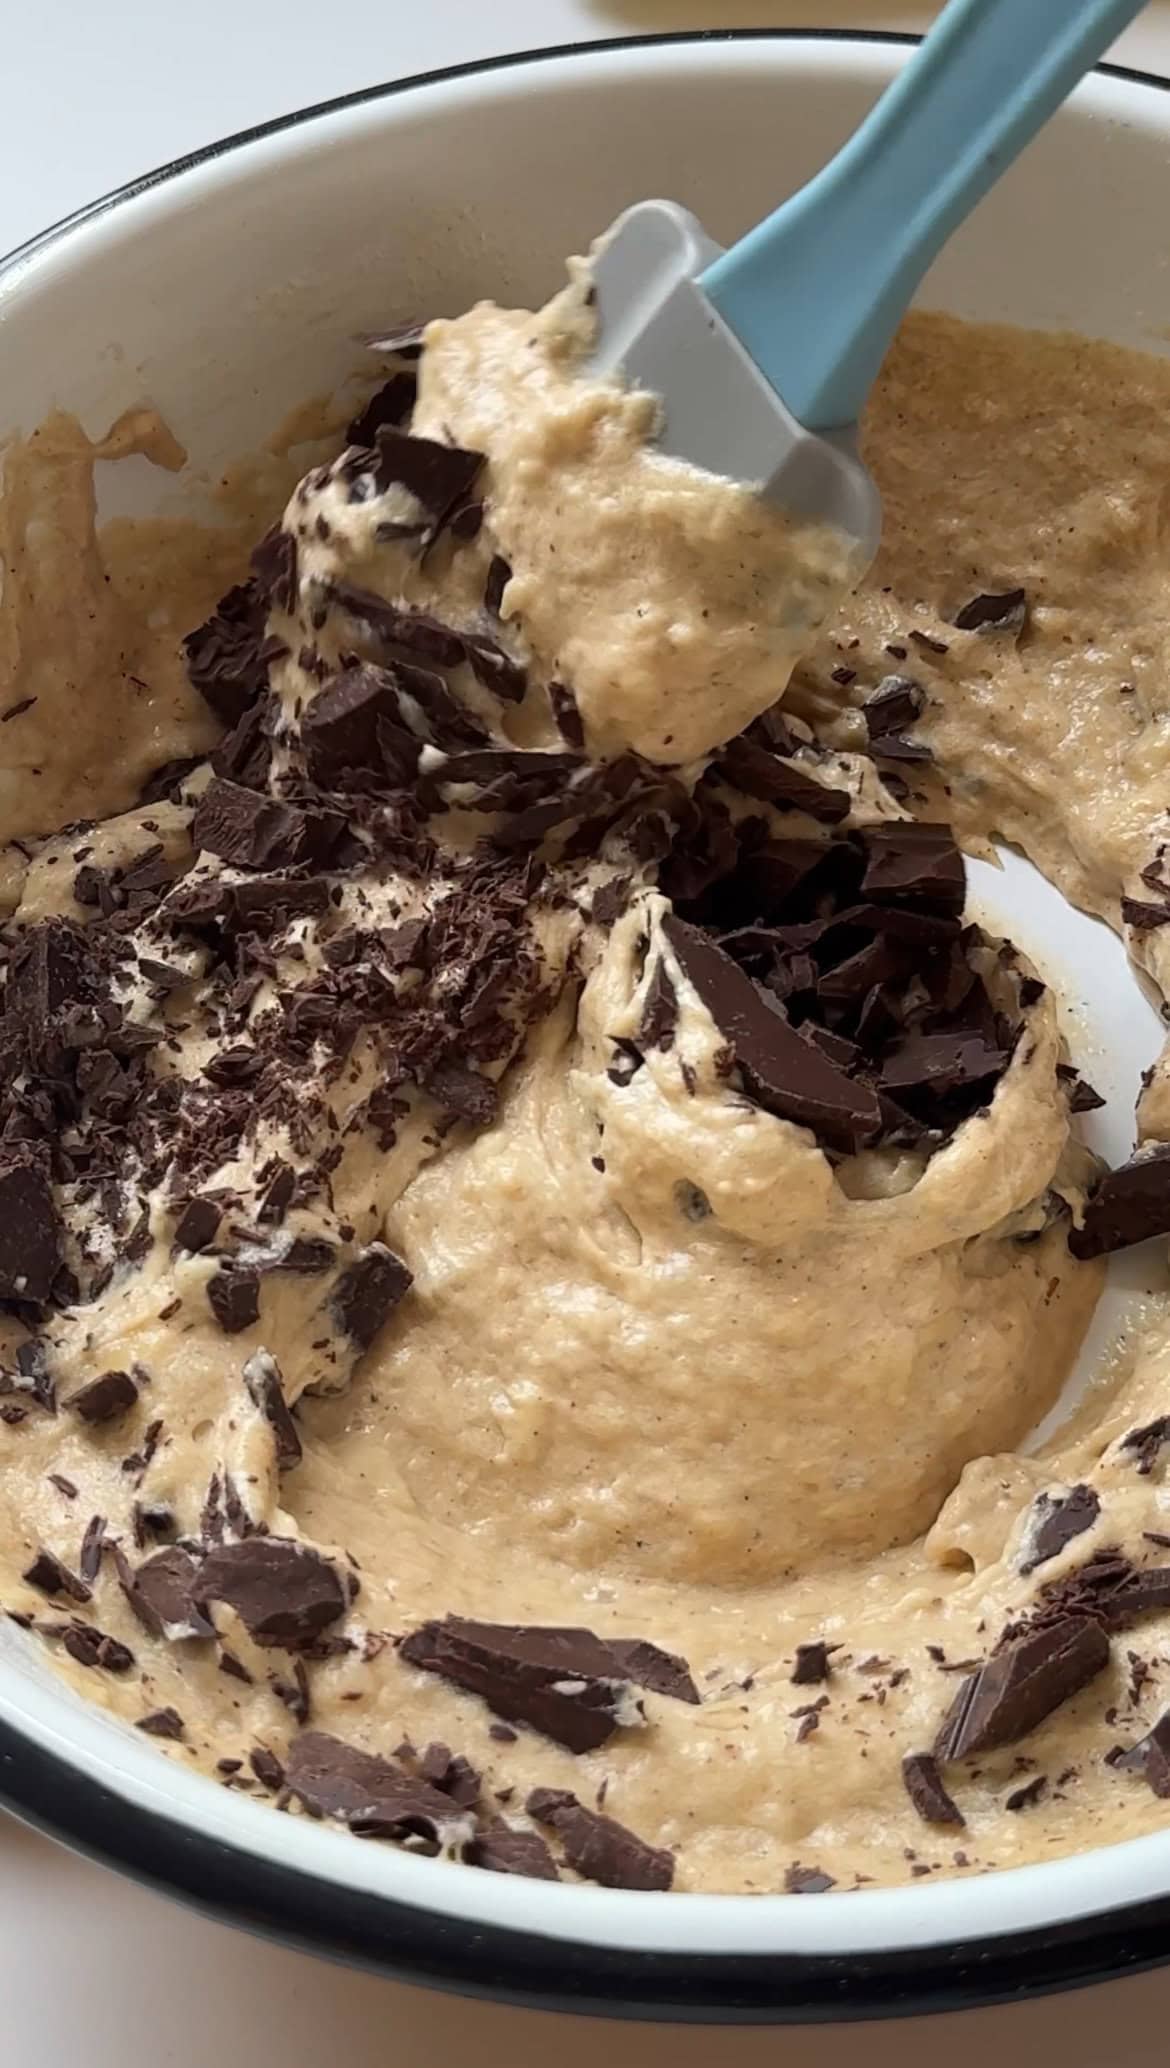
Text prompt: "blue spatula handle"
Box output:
[[700, 0, 1145, 433]]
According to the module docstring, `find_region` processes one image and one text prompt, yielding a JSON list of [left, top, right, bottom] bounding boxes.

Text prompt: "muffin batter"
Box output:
[[4, 274, 1170, 1894]]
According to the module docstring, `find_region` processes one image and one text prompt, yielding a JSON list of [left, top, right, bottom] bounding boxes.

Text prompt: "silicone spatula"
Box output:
[[591, 0, 1146, 563]]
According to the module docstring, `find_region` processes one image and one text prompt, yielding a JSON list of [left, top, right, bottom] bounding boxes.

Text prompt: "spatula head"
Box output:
[[591, 200, 881, 563]]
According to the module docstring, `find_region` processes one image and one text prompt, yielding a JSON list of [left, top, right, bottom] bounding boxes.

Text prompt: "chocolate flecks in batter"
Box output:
[[1019, 1485, 1101, 1575], [902, 1752, 965, 1827], [192, 1538, 352, 1651], [934, 1617, 1110, 1763], [791, 1641, 838, 1686], [526, 1787, 674, 1891], [1109, 1710, 1170, 1797], [136, 1706, 185, 1740], [345, 373, 418, 448], [398, 1617, 697, 1752], [65, 1370, 138, 1426], [22, 1548, 91, 1604], [952, 589, 1028, 635], [784, 1864, 836, 1894], [1069, 1147, 1170, 1259]]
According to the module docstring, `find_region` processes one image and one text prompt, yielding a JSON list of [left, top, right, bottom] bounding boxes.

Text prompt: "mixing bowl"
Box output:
[[3, 28, 1170, 2024]]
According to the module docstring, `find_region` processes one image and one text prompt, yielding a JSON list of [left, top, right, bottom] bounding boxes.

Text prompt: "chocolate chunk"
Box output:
[[791, 1641, 837, 1686], [1121, 1417, 1170, 1476], [250, 527, 298, 615], [192, 778, 343, 873], [65, 1369, 138, 1425], [1005, 1775, 1047, 1812], [603, 1638, 700, 1705], [881, 1029, 1009, 1098], [526, 1788, 673, 1891], [368, 427, 482, 523], [427, 1059, 499, 1129], [784, 1865, 836, 1894], [663, 917, 882, 1153], [136, 1707, 185, 1739], [1111, 1710, 1170, 1797], [183, 579, 280, 726], [207, 1268, 261, 1336], [399, 1617, 693, 1751], [0, 1154, 60, 1304], [271, 1659, 311, 1725], [329, 583, 467, 668], [301, 664, 416, 788], [484, 555, 511, 617], [285, 1730, 471, 1844], [243, 1350, 302, 1472], [863, 676, 926, 743], [192, 1538, 350, 1650], [861, 822, 966, 913], [902, 1752, 964, 1827], [78, 1514, 106, 1583], [464, 635, 527, 704], [953, 588, 1027, 634], [934, 1616, 1109, 1762], [173, 1195, 221, 1254], [212, 697, 274, 791], [346, 372, 417, 447], [120, 1547, 213, 1641], [416, 1742, 481, 1807], [467, 1825, 559, 1879], [330, 1243, 412, 1350], [249, 1745, 286, 1792], [1020, 1485, 1100, 1575], [548, 681, 584, 748], [22, 1548, 91, 1604], [61, 1622, 134, 1674], [639, 957, 678, 1051], [1070, 1146, 1170, 1259], [715, 737, 851, 823], [1121, 896, 1170, 931]]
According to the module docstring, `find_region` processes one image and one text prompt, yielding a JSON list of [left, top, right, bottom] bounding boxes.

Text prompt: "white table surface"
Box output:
[[7, 4, 1170, 2060]]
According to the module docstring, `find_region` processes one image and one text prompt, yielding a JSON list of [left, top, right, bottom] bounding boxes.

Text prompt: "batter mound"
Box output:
[[4, 273, 1170, 1894]]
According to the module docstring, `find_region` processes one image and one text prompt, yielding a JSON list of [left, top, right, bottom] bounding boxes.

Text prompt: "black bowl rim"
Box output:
[[3, 27, 1170, 2025]]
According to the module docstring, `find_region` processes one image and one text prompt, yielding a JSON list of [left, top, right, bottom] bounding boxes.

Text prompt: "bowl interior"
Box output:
[[3, 34, 1170, 1968]]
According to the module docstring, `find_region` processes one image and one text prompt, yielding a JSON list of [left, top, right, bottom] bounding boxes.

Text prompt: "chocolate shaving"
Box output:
[[934, 1616, 1109, 1762], [639, 958, 678, 1051], [526, 1788, 673, 1891], [192, 1537, 350, 1651]]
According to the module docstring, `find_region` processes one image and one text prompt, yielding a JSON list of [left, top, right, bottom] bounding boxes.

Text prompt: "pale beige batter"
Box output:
[[4, 279, 1170, 1895]]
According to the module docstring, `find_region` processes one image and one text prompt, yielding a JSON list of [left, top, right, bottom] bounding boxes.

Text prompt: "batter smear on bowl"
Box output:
[[5, 271, 1170, 1892]]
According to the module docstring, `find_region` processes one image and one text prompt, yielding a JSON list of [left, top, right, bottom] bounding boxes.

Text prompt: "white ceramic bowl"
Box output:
[[4, 30, 1170, 2025]]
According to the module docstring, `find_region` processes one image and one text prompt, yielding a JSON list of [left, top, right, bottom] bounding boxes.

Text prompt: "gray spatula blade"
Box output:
[[590, 200, 880, 560]]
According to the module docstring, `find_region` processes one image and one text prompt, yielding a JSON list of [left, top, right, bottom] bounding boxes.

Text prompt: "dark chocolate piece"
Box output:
[[78, 1514, 106, 1584], [639, 957, 678, 1051], [346, 372, 417, 447], [65, 1369, 138, 1426], [467, 1825, 559, 1879], [715, 737, 851, 823], [1070, 1146, 1170, 1259], [285, 1730, 469, 1844], [192, 1537, 350, 1650], [860, 822, 966, 913], [953, 588, 1027, 633], [22, 1548, 91, 1604], [192, 778, 342, 873], [120, 1547, 213, 1641], [399, 1617, 695, 1751], [1019, 1485, 1101, 1575], [173, 1195, 221, 1254], [0, 1154, 61, 1304], [330, 1243, 412, 1350], [663, 917, 882, 1153], [60, 1622, 134, 1674], [784, 1864, 836, 1894], [243, 1350, 302, 1472], [207, 1268, 261, 1336], [1111, 1709, 1170, 1797], [934, 1616, 1109, 1762], [183, 578, 280, 726], [901, 1751, 965, 1827], [526, 1788, 673, 1891], [791, 1641, 837, 1686], [136, 1707, 185, 1739]]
